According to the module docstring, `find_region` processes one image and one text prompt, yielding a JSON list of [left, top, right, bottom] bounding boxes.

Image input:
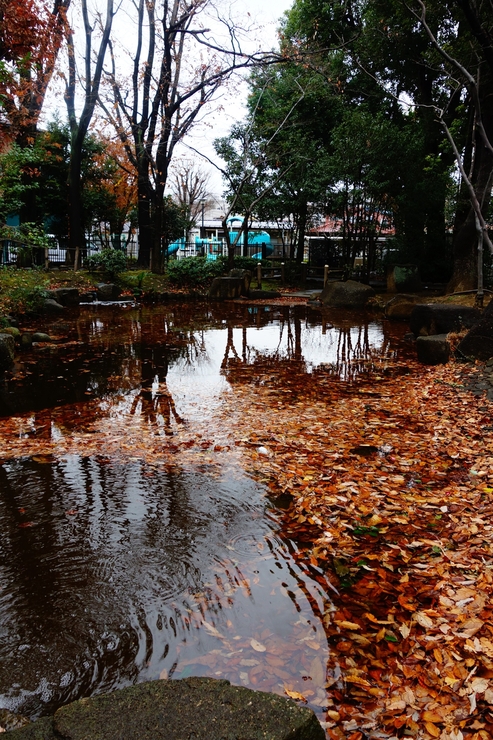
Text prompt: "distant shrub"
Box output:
[[84, 249, 127, 279], [166, 257, 225, 288]]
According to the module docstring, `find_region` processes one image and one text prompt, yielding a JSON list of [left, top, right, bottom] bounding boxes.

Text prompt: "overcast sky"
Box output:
[[176, 0, 294, 196]]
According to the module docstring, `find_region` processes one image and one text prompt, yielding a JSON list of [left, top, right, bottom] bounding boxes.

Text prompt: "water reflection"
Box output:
[[0, 456, 331, 718], [0, 303, 408, 419], [0, 302, 411, 723]]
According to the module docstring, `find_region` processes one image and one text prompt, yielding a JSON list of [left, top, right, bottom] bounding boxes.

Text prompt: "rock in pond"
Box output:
[[320, 279, 375, 309], [96, 283, 121, 301], [0, 332, 15, 370], [32, 332, 52, 343], [43, 298, 64, 313], [47, 288, 80, 307], [416, 334, 451, 365], [6, 678, 325, 740], [410, 304, 480, 336]]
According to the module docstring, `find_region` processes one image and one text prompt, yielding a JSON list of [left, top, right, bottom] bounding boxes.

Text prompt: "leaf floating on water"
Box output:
[[284, 688, 306, 702], [250, 638, 266, 652], [202, 622, 225, 640]]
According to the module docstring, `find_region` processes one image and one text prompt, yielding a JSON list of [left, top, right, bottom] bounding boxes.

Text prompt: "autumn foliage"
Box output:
[[0, 0, 69, 145]]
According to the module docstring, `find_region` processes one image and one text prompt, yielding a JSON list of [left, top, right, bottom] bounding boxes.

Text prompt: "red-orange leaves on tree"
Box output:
[[0, 0, 70, 145]]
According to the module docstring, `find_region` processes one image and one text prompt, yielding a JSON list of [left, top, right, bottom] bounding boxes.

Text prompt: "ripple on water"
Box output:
[[0, 456, 331, 719]]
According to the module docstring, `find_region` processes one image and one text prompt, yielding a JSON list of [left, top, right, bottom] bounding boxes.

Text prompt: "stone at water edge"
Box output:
[[43, 298, 64, 313], [410, 304, 480, 336], [47, 288, 80, 307], [229, 268, 252, 296], [384, 294, 421, 321], [416, 334, 451, 365], [320, 279, 375, 309], [457, 298, 493, 361], [208, 276, 244, 300], [0, 332, 15, 370], [96, 283, 121, 301], [6, 678, 325, 740], [32, 333, 52, 343]]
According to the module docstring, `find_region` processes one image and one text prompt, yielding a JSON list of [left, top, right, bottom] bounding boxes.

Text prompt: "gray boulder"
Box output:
[[0, 332, 15, 370], [0, 325, 21, 340], [387, 264, 422, 293], [320, 279, 375, 308], [410, 304, 480, 336], [385, 294, 421, 321], [47, 288, 80, 306], [416, 334, 451, 365], [457, 298, 493, 360], [208, 276, 243, 300], [96, 283, 121, 301], [229, 268, 252, 296], [32, 332, 52, 343], [7, 678, 325, 740], [43, 298, 64, 313]]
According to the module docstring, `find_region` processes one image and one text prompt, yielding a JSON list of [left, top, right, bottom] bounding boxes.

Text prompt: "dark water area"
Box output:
[[0, 302, 411, 723]]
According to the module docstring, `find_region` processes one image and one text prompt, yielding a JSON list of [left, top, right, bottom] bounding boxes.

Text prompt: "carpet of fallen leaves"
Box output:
[[2, 333, 493, 739], [214, 357, 493, 740]]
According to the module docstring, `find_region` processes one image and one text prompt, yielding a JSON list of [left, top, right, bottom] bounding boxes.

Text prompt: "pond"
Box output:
[[0, 301, 410, 725]]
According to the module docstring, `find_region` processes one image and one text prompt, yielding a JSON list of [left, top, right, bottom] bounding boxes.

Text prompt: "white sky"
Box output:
[[172, 0, 293, 196]]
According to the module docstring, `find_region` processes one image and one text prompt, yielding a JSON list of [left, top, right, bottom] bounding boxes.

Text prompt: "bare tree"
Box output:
[[171, 161, 210, 242], [63, 0, 115, 267], [100, 0, 278, 272]]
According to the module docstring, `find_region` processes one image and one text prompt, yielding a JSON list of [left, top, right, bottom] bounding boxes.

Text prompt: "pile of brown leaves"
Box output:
[[218, 358, 493, 740]]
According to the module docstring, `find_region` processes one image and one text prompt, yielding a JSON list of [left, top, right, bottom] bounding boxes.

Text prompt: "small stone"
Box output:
[[32, 333, 52, 343], [0, 333, 15, 370]]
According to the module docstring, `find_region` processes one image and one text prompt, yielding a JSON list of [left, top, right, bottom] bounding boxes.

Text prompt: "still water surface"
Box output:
[[0, 302, 408, 722]]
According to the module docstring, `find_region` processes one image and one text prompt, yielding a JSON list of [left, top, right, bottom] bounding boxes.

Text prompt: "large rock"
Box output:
[[6, 678, 325, 740], [416, 334, 451, 365], [387, 264, 422, 292], [47, 288, 80, 306], [43, 298, 64, 313], [320, 279, 375, 308], [208, 277, 243, 300], [229, 269, 252, 297], [410, 304, 480, 336], [96, 283, 121, 301], [457, 299, 493, 360], [385, 294, 421, 321], [0, 332, 15, 370]]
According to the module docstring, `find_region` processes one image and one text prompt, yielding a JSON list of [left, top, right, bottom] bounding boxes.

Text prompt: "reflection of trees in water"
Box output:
[[127, 340, 185, 434], [220, 305, 395, 386]]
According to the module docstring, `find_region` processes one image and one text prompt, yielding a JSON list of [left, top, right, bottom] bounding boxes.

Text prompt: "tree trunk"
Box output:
[[67, 137, 85, 267], [296, 199, 308, 263], [137, 171, 152, 267], [447, 80, 493, 292]]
